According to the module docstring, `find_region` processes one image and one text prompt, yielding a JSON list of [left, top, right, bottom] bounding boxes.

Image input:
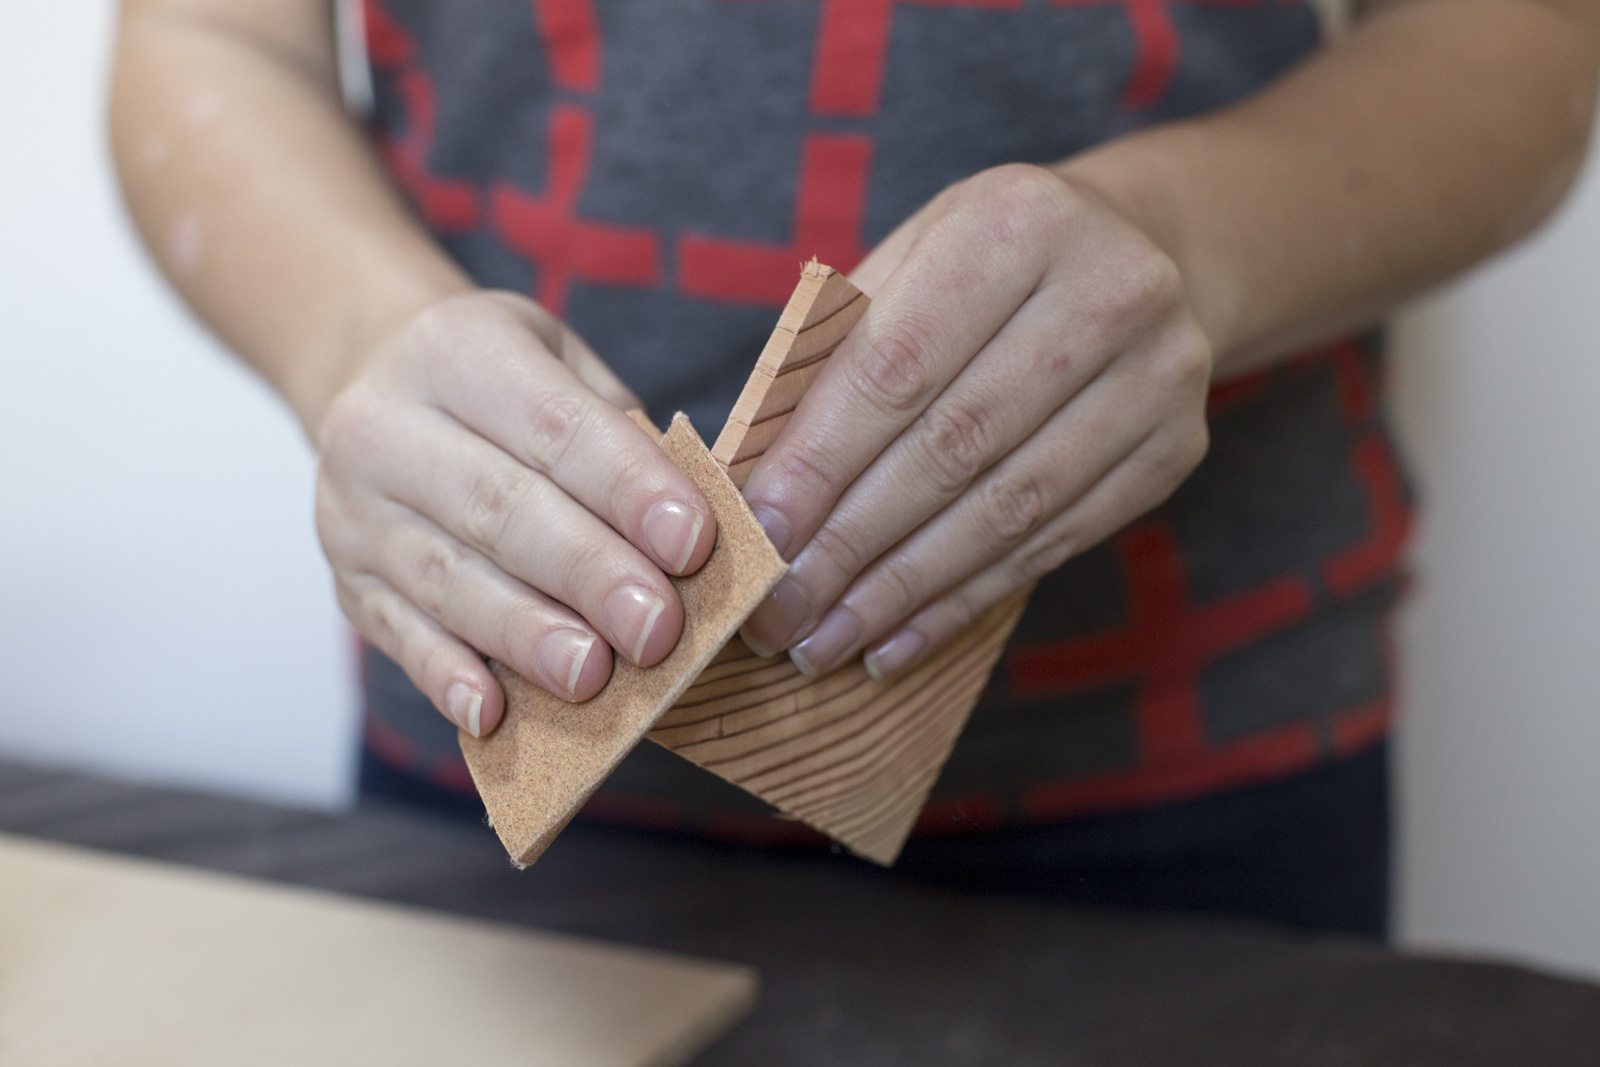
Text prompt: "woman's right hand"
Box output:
[[314, 291, 717, 738]]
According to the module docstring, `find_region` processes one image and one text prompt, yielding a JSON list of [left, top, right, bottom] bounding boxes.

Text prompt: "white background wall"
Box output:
[[3, 1, 1598, 977], [0, 3, 354, 808], [1391, 156, 1600, 979]]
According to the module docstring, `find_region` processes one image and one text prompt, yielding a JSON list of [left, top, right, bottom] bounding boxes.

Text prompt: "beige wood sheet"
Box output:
[[0, 834, 756, 1067]]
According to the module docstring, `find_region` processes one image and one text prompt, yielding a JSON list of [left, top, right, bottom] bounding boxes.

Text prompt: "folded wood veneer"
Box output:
[[462, 262, 1031, 867]]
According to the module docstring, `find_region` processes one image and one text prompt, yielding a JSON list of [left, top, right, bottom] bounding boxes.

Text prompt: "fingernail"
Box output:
[[751, 506, 792, 559], [864, 630, 928, 681], [539, 628, 597, 698], [790, 609, 862, 678], [741, 576, 809, 656], [446, 682, 484, 738], [605, 584, 667, 665], [643, 499, 706, 574]]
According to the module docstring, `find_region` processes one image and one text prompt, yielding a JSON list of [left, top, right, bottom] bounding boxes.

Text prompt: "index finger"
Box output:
[[738, 184, 1047, 561], [409, 297, 718, 580]]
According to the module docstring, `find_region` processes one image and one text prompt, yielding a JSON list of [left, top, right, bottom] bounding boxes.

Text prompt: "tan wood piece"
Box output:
[[0, 833, 757, 1067], [462, 416, 787, 866], [466, 262, 1029, 869], [652, 262, 1031, 865]]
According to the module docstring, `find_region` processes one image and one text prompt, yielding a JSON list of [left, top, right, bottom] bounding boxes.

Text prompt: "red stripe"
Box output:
[[363, 712, 423, 772], [1053, 0, 1180, 108], [1022, 721, 1319, 819], [1121, 0, 1180, 109], [1331, 698, 1392, 756], [491, 105, 662, 314], [579, 792, 689, 833], [810, 0, 896, 116], [530, 0, 601, 92], [716, 0, 1023, 117], [678, 133, 872, 306], [363, 2, 480, 232], [429, 757, 477, 793], [1206, 369, 1270, 415], [913, 793, 1009, 834], [1322, 434, 1412, 597], [1331, 339, 1377, 421], [382, 72, 480, 232], [1009, 525, 1313, 699], [362, 0, 414, 66]]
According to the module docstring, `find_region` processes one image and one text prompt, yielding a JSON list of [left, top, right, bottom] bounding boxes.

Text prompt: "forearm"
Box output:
[[110, 0, 471, 436], [1063, 0, 1600, 377]]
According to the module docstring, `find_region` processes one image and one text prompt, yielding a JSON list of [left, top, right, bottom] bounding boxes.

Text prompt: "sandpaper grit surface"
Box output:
[[461, 414, 787, 866]]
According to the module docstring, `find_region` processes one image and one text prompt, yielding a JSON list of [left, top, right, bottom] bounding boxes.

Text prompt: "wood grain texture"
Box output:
[[653, 262, 1032, 866], [0, 834, 757, 1067], [462, 416, 786, 866], [465, 262, 1029, 869]]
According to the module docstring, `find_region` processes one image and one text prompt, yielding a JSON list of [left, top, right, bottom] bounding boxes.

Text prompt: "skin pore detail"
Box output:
[[167, 208, 203, 278], [139, 134, 169, 168], [184, 90, 222, 126]]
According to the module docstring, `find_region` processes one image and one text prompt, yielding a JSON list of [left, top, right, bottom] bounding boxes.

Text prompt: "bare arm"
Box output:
[[1070, 0, 1600, 375], [111, 0, 719, 736], [110, 0, 464, 429]]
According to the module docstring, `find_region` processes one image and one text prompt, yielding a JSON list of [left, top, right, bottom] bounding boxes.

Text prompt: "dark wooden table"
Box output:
[[3, 757, 1595, 1065]]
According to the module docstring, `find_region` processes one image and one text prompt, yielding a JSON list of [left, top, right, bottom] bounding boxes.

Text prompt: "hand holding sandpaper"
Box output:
[[462, 264, 1028, 867]]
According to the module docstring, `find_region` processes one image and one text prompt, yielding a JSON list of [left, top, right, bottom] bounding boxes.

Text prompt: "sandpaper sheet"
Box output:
[[461, 414, 787, 866]]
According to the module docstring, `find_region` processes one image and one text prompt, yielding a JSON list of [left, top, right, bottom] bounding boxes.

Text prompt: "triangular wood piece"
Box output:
[[463, 262, 1030, 868], [461, 415, 787, 866], [650, 261, 1031, 865]]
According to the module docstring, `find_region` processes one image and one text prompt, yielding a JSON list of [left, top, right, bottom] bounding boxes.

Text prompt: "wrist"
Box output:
[[1052, 127, 1244, 373], [287, 257, 475, 441]]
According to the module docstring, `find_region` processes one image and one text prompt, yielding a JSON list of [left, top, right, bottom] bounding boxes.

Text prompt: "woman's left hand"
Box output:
[[739, 163, 1213, 679]]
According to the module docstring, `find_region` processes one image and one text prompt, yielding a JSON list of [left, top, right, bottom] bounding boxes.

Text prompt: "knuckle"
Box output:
[[606, 449, 662, 507], [941, 588, 979, 634], [350, 580, 403, 653], [316, 384, 385, 467], [1155, 323, 1214, 394], [461, 467, 529, 552], [772, 442, 846, 507], [973, 164, 1079, 240], [334, 580, 374, 638], [915, 401, 994, 495], [1147, 422, 1209, 497], [497, 596, 548, 660], [872, 552, 925, 620], [852, 322, 939, 415], [981, 163, 1067, 213], [409, 540, 466, 613], [487, 289, 563, 349], [979, 473, 1046, 545], [414, 638, 457, 694], [1014, 528, 1079, 584], [808, 521, 872, 584], [1110, 250, 1184, 321], [409, 292, 487, 350], [1183, 421, 1211, 472], [313, 483, 356, 560], [523, 392, 591, 472]]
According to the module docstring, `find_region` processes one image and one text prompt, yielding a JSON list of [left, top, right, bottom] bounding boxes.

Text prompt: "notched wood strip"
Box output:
[[650, 261, 1034, 866]]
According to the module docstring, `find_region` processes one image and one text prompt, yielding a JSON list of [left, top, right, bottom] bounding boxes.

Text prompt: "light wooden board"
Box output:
[[653, 262, 1031, 864], [0, 834, 756, 1067]]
